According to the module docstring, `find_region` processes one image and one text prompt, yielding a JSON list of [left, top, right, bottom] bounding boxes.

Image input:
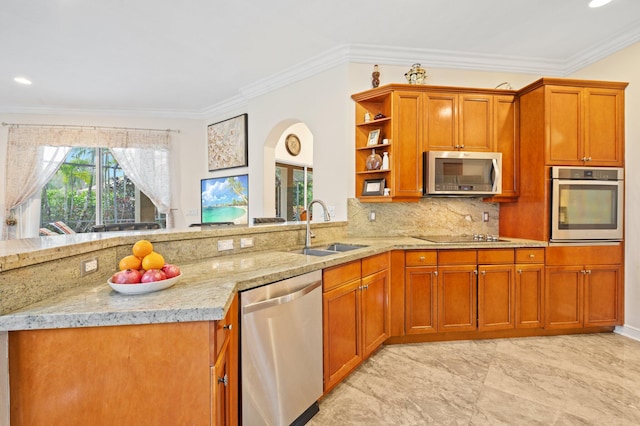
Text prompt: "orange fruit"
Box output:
[[119, 255, 142, 271], [141, 251, 165, 271], [132, 239, 153, 259]]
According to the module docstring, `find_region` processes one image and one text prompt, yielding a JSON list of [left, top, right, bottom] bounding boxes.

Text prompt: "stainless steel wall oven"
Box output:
[[550, 166, 624, 242]]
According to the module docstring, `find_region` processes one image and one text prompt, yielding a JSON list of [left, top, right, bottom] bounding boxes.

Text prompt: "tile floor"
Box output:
[[308, 333, 640, 425]]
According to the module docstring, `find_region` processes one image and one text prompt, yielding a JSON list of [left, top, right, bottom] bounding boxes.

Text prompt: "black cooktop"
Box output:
[[414, 235, 502, 243]]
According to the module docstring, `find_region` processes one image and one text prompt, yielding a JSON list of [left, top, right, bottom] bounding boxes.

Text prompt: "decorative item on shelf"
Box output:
[[383, 188, 391, 196], [372, 64, 380, 88], [362, 178, 386, 196], [367, 129, 380, 146], [374, 112, 385, 120], [404, 63, 427, 84], [495, 81, 513, 89], [382, 138, 390, 145], [366, 149, 382, 170], [381, 152, 389, 170], [364, 112, 371, 123]]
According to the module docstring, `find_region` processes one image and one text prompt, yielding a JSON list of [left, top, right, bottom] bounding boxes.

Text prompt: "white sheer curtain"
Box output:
[[2, 125, 173, 239], [110, 147, 172, 227]]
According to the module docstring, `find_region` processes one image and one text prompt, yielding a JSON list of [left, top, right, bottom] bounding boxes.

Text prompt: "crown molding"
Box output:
[[0, 104, 204, 119], [563, 22, 640, 75]]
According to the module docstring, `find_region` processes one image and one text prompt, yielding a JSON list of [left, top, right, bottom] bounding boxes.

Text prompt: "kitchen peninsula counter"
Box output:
[[0, 232, 546, 332]]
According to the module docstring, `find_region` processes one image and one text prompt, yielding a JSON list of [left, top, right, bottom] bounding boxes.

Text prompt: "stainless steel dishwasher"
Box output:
[[241, 270, 323, 425]]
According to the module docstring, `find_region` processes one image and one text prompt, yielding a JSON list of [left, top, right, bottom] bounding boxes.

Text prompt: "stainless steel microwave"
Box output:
[[424, 151, 502, 196]]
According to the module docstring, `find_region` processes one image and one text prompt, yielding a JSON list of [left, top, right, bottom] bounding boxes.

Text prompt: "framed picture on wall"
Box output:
[[207, 113, 248, 171]]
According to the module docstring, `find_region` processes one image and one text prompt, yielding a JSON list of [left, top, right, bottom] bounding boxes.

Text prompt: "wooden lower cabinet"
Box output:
[[323, 253, 389, 392], [478, 264, 515, 331], [405, 250, 438, 334], [515, 248, 545, 329], [438, 264, 477, 332], [545, 244, 623, 329], [8, 296, 238, 426]]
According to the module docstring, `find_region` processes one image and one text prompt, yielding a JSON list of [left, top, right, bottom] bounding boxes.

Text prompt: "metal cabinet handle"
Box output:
[[474, 270, 478, 275], [517, 269, 523, 274], [223, 324, 232, 330], [218, 374, 228, 386], [529, 254, 535, 258], [419, 256, 426, 261]]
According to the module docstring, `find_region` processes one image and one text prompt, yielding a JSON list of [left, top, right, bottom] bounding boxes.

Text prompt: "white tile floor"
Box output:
[[309, 333, 640, 425]]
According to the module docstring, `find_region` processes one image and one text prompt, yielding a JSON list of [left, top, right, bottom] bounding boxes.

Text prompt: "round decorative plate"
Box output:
[[108, 273, 182, 295]]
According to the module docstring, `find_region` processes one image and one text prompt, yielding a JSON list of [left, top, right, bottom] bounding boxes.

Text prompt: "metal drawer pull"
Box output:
[[529, 254, 535, 258], [223, 324, 232, 330]]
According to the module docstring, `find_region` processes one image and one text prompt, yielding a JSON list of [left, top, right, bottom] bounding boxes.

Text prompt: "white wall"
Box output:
[[569, 42, 640, 335]]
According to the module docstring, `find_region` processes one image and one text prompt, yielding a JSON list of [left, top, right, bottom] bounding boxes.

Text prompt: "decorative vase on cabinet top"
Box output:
[[405, 63, 427, 84]]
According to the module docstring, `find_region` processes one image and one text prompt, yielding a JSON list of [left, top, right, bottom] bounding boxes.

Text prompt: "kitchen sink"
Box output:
[[287, 243, 368, 257]]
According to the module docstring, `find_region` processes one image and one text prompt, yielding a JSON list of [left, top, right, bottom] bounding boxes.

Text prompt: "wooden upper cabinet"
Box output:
[[424, 92, 493, 151], [352, 84, 517, 202], [392, 91, 424, 199], [490, 95, 519, 200], [540, 81, 626, 166]]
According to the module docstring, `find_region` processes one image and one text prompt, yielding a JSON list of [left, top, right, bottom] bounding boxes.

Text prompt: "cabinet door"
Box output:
[[478, 264, 515, 331], [393, 91, 424, 198], [493, 95, 518, 199], [545, 266, 583, 329], [405, 266, 438, 334], [361, 269, 389, 358], [545, 86, 583, 165], [323, 279, 362, 392], [437, 265, 477, 332], [584, 264, 623, 327], [212, 338, 230, 426], [459, 94, 493, 151], [424, 92, 457, 150], [515, 264, 545, 328], [584, 88, 624, 166]]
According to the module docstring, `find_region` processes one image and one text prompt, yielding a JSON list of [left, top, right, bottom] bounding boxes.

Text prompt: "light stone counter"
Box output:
[[0, 235, 546, 332]]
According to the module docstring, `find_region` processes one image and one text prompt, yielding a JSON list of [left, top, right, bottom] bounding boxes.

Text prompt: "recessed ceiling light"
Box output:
[[14, 76, 32, 85], [589, 0, 612, 8]]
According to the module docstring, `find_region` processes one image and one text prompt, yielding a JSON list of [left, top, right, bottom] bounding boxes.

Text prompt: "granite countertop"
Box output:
[[0, 236, 546, 332]]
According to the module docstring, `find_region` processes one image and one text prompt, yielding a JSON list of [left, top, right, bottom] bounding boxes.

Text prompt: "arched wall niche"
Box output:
[[262, 120, 313, 218]]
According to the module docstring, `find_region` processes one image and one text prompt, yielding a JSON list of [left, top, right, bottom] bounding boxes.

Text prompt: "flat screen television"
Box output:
[[200, 174, 248, 225]]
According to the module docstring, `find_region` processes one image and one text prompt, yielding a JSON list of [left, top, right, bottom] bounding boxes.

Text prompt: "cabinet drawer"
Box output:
[[516, 248, 545, 264], [438, 249, 477, 265], [405, 250, 437, 267], [546, 244, 623, 266], [323, 260, 361, 292], [362, 252, 389, 276], [478, 249, 514, 264]]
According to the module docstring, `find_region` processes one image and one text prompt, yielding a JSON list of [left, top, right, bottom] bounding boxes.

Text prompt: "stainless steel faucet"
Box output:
[[305, 199, 331, 248]]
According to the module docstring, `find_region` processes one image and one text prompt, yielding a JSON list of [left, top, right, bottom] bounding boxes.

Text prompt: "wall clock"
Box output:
[[285, 133, 301, 156]]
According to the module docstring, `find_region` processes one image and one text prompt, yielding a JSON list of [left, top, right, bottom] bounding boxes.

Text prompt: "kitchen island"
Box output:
[[1, 225, 549, 425]]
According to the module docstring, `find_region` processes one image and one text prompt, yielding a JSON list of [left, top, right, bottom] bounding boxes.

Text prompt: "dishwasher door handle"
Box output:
[[243, 280, 322, 314]]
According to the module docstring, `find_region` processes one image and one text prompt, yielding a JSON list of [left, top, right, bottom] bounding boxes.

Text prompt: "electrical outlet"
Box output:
[[483, 212, 490, 222], [369, 211, 376, 221], [217, 239, 234, 251], [80, 258, 98, 276], [240, 237, 254, 248]]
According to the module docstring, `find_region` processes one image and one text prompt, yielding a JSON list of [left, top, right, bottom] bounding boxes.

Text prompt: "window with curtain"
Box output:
[[40, 147, 165, 234], [2, 125, 173, 239]]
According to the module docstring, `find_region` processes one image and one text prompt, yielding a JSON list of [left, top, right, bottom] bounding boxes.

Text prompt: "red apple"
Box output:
[[161, 263, 181, 279], [141, 269, 167, 283], [111, 269, 142, 284]]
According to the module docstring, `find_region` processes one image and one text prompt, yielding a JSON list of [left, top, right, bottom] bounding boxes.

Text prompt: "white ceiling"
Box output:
[[2, 0, 640, 117]]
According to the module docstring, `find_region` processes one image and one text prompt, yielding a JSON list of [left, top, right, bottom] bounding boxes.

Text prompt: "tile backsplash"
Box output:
[[347, 198, 499, 237]]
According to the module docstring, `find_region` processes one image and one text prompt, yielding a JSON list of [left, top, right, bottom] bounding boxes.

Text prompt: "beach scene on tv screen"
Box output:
[[201, 175, 248, 224]]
